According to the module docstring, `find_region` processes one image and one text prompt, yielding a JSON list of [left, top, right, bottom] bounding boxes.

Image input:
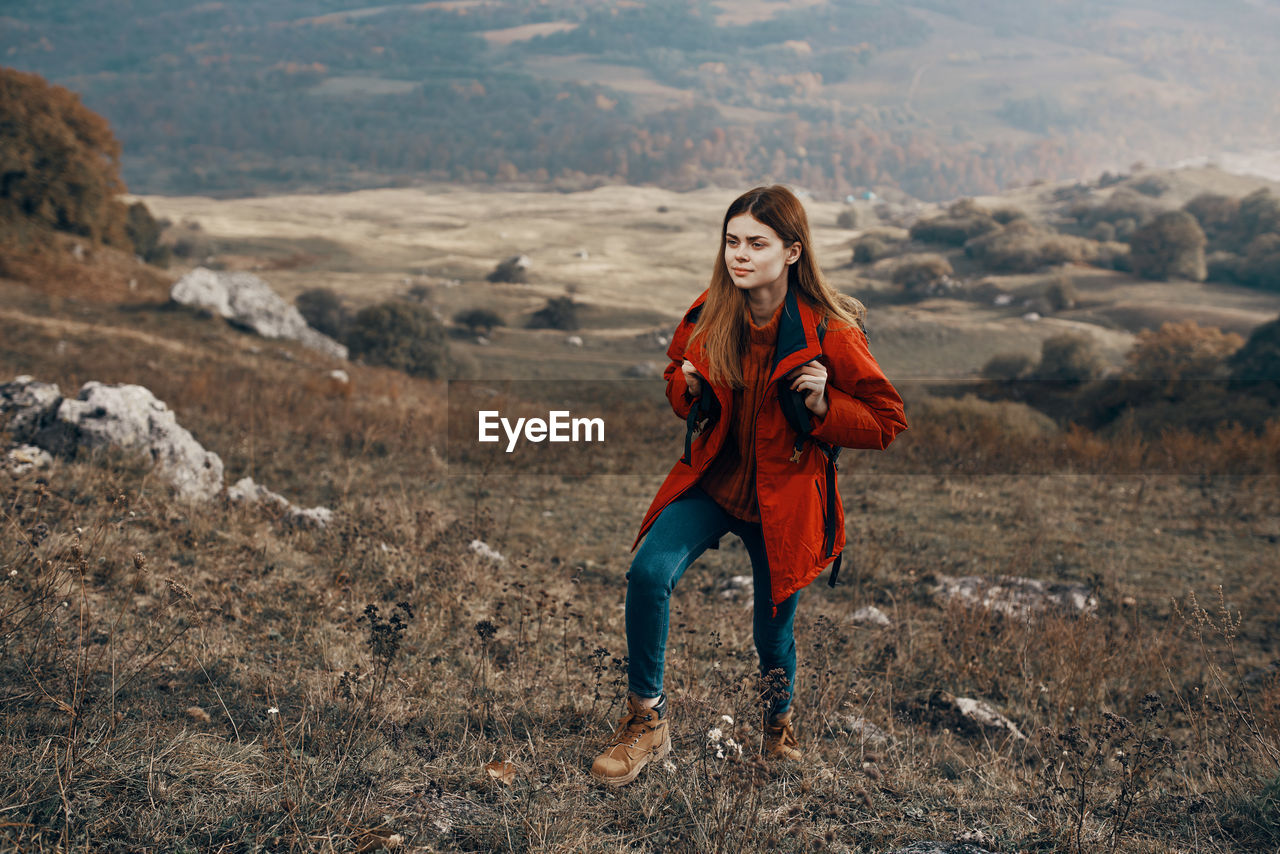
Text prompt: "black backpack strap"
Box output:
[[680, 382, 717, 466]]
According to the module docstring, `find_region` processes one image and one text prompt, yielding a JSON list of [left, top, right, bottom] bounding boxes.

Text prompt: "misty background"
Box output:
[[5, 0, 1280, 200]]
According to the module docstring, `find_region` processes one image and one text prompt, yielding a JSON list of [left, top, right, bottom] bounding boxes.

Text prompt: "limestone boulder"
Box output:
[[171, 267, 348, 359], [53, 382, 224, 502]]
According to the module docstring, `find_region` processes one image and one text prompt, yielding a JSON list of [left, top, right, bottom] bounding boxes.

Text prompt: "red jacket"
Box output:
[[631, 286, 908, 608]]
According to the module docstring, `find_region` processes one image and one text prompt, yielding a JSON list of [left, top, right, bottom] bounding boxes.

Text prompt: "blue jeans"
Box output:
[[626, 485, 799, 716]]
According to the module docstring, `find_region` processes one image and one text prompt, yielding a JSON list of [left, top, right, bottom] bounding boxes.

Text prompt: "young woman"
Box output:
[[590, 185, 908, 787]]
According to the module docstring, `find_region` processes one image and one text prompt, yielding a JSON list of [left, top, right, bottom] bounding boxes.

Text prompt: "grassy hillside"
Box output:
[[3, 176, 1280, 851]]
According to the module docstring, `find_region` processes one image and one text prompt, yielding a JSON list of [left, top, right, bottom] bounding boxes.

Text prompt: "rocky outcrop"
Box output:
[[226, 477, 333, 529], [171, 267, 348, 359], [59, 382, 224, 502], [4, 376, 334, 521], [934, 573, 1097, 619], [2, 378, 223, 502]]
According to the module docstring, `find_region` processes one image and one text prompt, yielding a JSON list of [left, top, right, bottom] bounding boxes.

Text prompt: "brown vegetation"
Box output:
[[2, 271, 1280, 851]]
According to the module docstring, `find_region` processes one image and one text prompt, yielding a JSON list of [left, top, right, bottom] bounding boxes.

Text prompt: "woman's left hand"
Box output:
[[786, 360, 828, 418]]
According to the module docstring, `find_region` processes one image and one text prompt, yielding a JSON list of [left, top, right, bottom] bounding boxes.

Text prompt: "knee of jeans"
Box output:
[[626, 554, 673, 598]]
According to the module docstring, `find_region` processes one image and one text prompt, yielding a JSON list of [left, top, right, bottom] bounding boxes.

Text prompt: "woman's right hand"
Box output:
[[681, 359, 702, 397]]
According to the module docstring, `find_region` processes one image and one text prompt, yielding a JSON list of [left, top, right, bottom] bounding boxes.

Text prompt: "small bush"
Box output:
[[454, 307, 504, 334], [1045, 276, 1078, 312], [528, 295, 580, 331], [1035, 333, 1104, 384], [1228, 313, 1280, 384], [346, 300, 448, 378], [836, 208, 858, 229], [1088, 221, 1116, 243], [910, 200, 999, 246], [991, 208, 1026, 225], [1184, 193, 1241, 245], [1236, 188, 1280, 245], [124, 201, 170, 266], [487, 255, 529, 284], [1205, 251, 1244, 283], [1238, 234, 1280, 291], [964, 220, 1096, 273], [1130, 174, 1171, 197], [890, 254, 953, 296], [1129, 211, 1207, 282], [851, 237, 889, 264], [982, 352, 1036, 382], [295, 287, 351, 340], [1069, 188, 1160, 230], [1125, 320, 1243, 393]]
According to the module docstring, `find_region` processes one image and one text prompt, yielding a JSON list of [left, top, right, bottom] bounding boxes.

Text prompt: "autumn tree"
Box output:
[[0, 68, 131, 247], [1125, 320, 1243, 397]]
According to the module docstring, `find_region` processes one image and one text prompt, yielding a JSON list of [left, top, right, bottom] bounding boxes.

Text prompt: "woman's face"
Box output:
[[723, 213, 801, 294]]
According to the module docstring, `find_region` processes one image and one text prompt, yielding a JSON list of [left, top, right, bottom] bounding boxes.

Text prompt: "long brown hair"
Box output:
[[689, 185, 866, 388]]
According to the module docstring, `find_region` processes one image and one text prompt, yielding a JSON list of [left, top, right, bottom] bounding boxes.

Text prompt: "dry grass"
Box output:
[[3, 273, 1280, 852]]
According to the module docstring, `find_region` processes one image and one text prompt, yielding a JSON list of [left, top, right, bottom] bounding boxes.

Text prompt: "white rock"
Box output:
[[994, 293, 1014, 306], [171, 267, 347, 359], [852, 605, 891, 628], [954, 696, 1027, 740], [5, 444, 53, 474], [226, 476, 332, 529], [469, 539, 504, 562], [1021, 311, 1041, 321], [328, 369, 350, 385], [55, 382, 224, 503], [565, 335, 583, 347]]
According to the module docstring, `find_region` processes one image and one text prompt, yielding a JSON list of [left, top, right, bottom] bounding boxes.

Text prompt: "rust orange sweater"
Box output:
[[699, 301, 783, 523]]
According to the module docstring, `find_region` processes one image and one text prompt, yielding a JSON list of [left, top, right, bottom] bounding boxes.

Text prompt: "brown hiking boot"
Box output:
[[763, 708, 802, 761], [590, 695, 671, 787]]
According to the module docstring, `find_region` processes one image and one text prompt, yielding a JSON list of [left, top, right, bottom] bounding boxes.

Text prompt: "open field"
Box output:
[[141, 167, 1280, 380]]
